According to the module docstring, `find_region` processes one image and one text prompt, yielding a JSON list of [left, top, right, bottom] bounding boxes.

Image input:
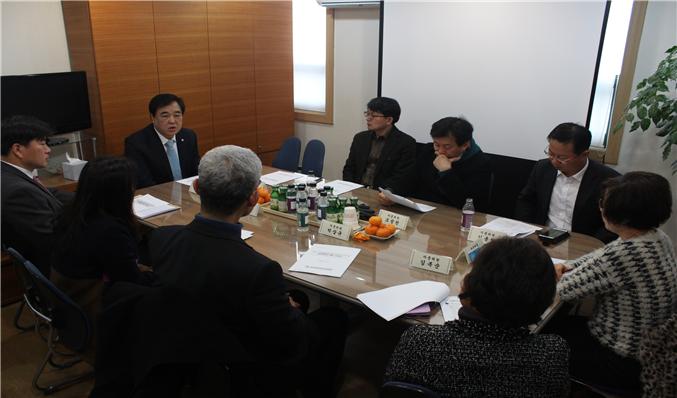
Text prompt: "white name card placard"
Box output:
[[456, 241, 482, 264], [409, 249, 453, 275], [467, 226, 507, 244], [378, 210, 410, 230], [319, 220, 352, 241]]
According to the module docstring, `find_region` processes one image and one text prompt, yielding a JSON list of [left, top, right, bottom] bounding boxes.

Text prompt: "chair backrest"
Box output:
[[484, 153, 536, 218], [7, 247, 91, 352], [272, 136, 301, 172], [381, 381, 441, 398], [301, 139, 326, 177]]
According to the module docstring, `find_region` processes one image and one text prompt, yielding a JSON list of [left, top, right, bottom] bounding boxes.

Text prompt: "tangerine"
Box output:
[[365, 225, 379, 235], [376, 227, 392, 238], [384, 224, 397, 233], [369, 216, 382, 226]]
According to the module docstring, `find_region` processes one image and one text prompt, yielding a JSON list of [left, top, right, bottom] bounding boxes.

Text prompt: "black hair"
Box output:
[[55, 157, 138, 247], [367, 97, 401, 123], [463, 237, 556, 328], [1, 115, 55, 155], [601, 171, 672, 230], [430, 117, 474, 146], [148, 93, 186, 116], [547, 122, 591, 154]]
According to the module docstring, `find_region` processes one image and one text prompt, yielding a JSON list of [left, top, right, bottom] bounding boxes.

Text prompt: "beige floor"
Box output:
[[1, 300, 408, 398]]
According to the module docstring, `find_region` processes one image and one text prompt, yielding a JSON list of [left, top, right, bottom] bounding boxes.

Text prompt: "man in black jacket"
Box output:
[[342, 97, 416, 196], [125, 93, 200, 188], [1, 116, 73, 275], [515, 123, 620, 243], [410, 117, 492, 212], [147, 145, 347, 397]]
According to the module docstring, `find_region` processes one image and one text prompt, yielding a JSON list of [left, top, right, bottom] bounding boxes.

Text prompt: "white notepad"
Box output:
[[133, 194, 179, 219]]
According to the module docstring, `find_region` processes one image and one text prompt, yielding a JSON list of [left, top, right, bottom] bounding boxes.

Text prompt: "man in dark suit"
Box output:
[[124, 93, 200, 188], [1, 116, 73, 275], [410, 116, 492, 212], [342, 97, 416, 198], [146, 145, 347, 397], [515, 123, 620, 243]]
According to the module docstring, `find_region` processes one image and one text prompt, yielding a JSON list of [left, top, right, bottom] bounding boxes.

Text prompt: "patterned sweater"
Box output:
[[558, 229, 677, 359], [384, 309, 570, 398]]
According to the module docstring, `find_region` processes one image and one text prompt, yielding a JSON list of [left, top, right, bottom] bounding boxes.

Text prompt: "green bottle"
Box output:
[[270, 186, 279, 211]]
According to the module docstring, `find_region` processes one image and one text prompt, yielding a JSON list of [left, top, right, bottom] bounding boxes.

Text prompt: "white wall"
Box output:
[[294, 8, 380, 181], [1, 1, 70, 75], [613, 0, 677, 241]]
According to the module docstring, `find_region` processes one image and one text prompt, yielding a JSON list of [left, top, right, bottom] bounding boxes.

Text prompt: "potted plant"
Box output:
[[616, 45, 676, 173]]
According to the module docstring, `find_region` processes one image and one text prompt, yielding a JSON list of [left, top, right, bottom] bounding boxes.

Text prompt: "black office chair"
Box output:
[[3, 245, 36, 331], [6, 248, 94, 395], [301, 139, 326, 177], [380, 381, 441, 398], [272, 136, 302, 171]]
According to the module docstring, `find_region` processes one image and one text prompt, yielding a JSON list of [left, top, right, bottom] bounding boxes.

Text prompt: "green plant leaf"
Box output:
[[625, 113, 635, 122], [662, 141, 672, 160], [656, 125, 670, 137], [637, 80, 647, 90], [640, 118, 651, 131], [630, 121, 641, 132], [637, 105, 648, 119]]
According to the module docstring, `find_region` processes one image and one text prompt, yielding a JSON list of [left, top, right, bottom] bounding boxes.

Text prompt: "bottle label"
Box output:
[[462, 212, 473, 229], [308, 196, 316, 210], [317, 205, 327, 220], [270, 198, 278, 211], [278, 200, 287, 213], [297, 212, 309, 227], [288, 199, 296, 212]]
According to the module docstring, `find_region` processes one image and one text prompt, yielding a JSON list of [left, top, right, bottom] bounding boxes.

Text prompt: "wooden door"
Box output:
[[207, 1, 258, 152], [153, 1, 214, 154], [253, 1, 294, 155], [89, 1, 159, 155]]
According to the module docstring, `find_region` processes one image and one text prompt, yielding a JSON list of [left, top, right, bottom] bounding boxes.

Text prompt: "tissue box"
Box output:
[[62, 159, 88, 181]]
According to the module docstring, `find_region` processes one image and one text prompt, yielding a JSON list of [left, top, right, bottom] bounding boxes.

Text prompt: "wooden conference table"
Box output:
[[137, 166, 603, 326]]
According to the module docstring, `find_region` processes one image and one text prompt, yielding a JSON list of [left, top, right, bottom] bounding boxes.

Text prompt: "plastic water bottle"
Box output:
[[317, 191, 328, 220], [461, 198, 475, 232]]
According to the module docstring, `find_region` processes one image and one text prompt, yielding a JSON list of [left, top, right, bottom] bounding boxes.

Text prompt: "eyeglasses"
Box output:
[[363, 111, 387, 119], [544, 147, 575, 164]]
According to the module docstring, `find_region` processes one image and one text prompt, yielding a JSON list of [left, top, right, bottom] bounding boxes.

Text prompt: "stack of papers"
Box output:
[[357, 281, 450, 321], [323, 180, 363, 196], [379, 188, 436, 213], [260, 171, 307, 186], [133, 194, 179, 219], [241, 230, 254, 240], [440, 296, 462, 322], [176, 175, 199, 187], [480, 217, 540, 237], [288, 244, 361, 278]]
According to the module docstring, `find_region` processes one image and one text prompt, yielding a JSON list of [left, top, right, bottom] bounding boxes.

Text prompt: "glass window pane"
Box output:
[[293, 0, 327, 113]]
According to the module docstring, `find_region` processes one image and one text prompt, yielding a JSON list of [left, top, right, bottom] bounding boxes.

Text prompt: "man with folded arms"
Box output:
[[147, 145, 347, 397]]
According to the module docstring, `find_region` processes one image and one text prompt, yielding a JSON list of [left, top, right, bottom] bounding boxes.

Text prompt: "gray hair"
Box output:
[[198, 145, 262, 215]]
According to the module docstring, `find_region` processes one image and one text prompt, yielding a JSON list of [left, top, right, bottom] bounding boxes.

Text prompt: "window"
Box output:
[[589, 1, 647, 164], [292, 0, 334, 124]]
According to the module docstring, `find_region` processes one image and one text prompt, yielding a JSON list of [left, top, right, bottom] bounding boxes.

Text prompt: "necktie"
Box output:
[[165, 140, 182, 181]]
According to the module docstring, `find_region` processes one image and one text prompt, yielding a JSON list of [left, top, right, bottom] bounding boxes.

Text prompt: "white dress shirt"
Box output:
[[546, 159, 589, 231]]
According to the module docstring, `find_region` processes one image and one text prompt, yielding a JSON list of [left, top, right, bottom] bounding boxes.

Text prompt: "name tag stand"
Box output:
[[378, 210, 410, 230], [409, 249, 453, 275], [467, 226, 506, 244], [319, 220, 352, 241]]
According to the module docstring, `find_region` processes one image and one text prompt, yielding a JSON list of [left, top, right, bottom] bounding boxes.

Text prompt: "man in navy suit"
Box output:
[[1, 116, 73, 275], [515, 123, 620, 243], [124, 93, 200, 188]]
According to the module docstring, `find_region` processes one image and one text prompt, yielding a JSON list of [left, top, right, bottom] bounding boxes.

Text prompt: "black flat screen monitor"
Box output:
[[1, 71, 92, 134]]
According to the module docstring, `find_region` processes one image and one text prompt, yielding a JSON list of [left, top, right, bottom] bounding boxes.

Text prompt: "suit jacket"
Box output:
[[146, 217, 315, 370], [342, 127, 416, 196], [124, 124, 200, 188], [1, 162, 73, 275], [515, 159, 620, 243], [412, 143, 493, 212]]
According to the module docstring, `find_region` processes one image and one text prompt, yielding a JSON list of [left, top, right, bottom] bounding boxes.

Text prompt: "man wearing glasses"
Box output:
[[342, 97, 416, 197], [515, 123, 620, 243], [125, 93, 200, 188]]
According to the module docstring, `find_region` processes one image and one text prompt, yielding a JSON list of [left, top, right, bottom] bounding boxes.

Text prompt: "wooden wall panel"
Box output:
[[89, 1, 159, 155], [207, 1, 258, 152], [253, 1, 294, 154], [61, 1, 105, 155], [153, 1, 214, 154]]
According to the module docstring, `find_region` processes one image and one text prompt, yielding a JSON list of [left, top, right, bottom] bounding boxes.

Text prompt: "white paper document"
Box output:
[[357, 280, 450, 321], [440, 296, 462, 322], [242, 230, 254, 240], [288, 244, 361, 278], [260, 171, 307, 186], [133, 194, 179, 219], [480, 217, 540, 237], [378, 188, 436, 213], [323, 180, 363, 196], [176, 175, 199, 187]]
